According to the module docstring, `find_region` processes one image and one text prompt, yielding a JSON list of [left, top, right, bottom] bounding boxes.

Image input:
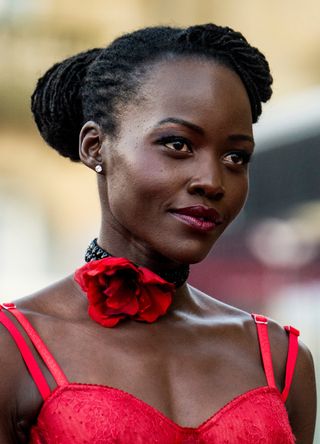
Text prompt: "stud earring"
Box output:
[[95, 165, 103, 173]]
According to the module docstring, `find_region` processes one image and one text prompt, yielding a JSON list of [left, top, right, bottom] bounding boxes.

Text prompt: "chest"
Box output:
[[31, 385, 295, 444], [41, 321, 268, 427], [15, 315, 293, 444]]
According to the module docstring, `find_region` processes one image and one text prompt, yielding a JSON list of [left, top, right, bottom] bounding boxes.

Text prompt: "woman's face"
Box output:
[[97, 57, 254, 267]]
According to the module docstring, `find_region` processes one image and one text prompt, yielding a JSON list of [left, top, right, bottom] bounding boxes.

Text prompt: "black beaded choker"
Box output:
[[85, 238, 189, 288]]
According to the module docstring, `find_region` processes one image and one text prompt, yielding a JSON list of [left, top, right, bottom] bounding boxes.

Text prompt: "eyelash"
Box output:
[[156, 135, 252, 165], [224, 151, 252, 166], [157, 136, 193, 153]]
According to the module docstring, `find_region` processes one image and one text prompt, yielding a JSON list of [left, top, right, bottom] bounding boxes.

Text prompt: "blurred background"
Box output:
[[0, 0, 319, 438]]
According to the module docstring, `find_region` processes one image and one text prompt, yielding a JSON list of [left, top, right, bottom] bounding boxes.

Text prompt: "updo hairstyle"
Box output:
[[31, 24, 273, 162]]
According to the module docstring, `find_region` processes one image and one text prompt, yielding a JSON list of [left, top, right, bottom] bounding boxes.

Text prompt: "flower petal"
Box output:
[[74, 257, 174, 327]]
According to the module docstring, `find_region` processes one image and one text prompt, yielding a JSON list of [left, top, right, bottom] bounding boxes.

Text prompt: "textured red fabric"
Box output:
[[0, 306, 297, 443], [29, 384, 295, 444]]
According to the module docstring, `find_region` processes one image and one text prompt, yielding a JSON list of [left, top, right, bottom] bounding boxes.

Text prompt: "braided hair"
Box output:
[[31, 24, 273, 162]]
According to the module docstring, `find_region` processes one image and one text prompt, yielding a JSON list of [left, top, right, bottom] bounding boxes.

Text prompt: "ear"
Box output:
[[79, 121, 105, 171]]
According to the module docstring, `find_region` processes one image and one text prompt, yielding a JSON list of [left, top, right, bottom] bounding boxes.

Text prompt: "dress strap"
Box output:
[[281, 325, 300, 402], [0, 303, 68, 390], [252, 313, 300, 401], [252, 314, 277, 389], [0, 308, 51, 400]]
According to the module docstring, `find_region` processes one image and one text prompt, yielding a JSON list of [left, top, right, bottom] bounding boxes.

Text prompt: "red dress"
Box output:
[[0, 304, 298, 443]]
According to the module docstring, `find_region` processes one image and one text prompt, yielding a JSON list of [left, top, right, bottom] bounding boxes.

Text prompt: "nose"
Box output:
[[187, 155, 225, 201]]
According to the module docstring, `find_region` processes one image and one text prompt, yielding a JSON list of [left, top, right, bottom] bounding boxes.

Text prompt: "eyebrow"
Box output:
[[154, 117, 255, 146], [155, 117, 205, 135], [228, 134, 255, 147]]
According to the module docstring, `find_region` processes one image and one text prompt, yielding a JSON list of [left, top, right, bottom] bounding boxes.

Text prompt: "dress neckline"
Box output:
[[36, 382, 281, 431]]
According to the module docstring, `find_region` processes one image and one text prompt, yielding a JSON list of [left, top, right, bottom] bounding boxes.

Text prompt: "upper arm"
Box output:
[[267, 319, 317, 443], [0, 407, 16, 444], [0, 322, 31, 443], [286, 340, 317, 444]]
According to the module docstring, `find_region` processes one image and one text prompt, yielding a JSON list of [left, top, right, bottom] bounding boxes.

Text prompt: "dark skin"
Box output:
[[0, 58, 316, 443]]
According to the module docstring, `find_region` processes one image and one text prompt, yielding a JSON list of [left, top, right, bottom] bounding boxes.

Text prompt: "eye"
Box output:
[[224, 150, 252, 165], [158, 136, 193, 153]]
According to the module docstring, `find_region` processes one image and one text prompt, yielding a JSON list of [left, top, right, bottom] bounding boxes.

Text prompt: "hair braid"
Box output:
[[176, 24, 272, 121], [31, 48, 101, 161], [31, 24, 272, 161]]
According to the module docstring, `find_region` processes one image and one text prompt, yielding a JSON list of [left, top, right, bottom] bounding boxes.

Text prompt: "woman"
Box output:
[[0, 24, 316, 443]]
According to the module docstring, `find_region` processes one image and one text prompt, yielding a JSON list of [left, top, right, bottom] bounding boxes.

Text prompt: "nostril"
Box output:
[[213, 191, 224, 201], [193, 186, 224, 200], [194, 187, 206, 197]]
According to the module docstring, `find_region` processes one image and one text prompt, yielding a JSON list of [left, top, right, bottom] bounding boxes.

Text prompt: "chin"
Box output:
[[178, 250, 212, 265], [161, 242, 215, 266], [158, 225, 226, 266]]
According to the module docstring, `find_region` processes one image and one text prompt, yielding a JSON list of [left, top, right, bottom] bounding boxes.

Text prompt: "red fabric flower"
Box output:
[[74, 257, 175, 327]]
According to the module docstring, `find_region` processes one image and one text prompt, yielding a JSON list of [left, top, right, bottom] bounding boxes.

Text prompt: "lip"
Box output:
[[169, 205, 223, 232]]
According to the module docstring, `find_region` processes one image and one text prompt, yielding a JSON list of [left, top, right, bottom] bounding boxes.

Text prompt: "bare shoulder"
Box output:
[[285, 336, 316, 443], [188, 285, 316, 443], [266, 315, 316, 439], [0, 275, 76, 359], [186, 284, 268, 352], [188, 284, 314, 387], [189, 284, 298, 355], [0, 275, 86, 442], [0, 307, 28, 442], [187, 283, 257, 328], [4, 275, 90, 362], [12, 274, 85, 320]]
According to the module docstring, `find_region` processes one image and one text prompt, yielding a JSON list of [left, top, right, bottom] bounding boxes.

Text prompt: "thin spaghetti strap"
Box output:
[[0, 309, 51, 400], [1, 303, 68, 387], [252, 314, 277, 389], [281, 325, 300, 402]]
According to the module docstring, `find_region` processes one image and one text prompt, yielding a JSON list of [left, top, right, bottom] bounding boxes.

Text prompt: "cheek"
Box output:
[[227, 175, 249, 221], [105, 149, 174, 220]]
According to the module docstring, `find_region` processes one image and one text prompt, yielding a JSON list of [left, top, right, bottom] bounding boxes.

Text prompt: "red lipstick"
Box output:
[[169, 205, 223, 232]]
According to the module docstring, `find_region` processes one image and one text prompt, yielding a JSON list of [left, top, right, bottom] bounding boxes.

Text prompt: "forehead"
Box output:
[[133, 57, 252, 129], [113, 57, 254, 143]]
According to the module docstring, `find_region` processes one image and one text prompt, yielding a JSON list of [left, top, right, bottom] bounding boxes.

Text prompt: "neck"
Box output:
[[98, 228, 182, 272], [85, 238, 190, 288]]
